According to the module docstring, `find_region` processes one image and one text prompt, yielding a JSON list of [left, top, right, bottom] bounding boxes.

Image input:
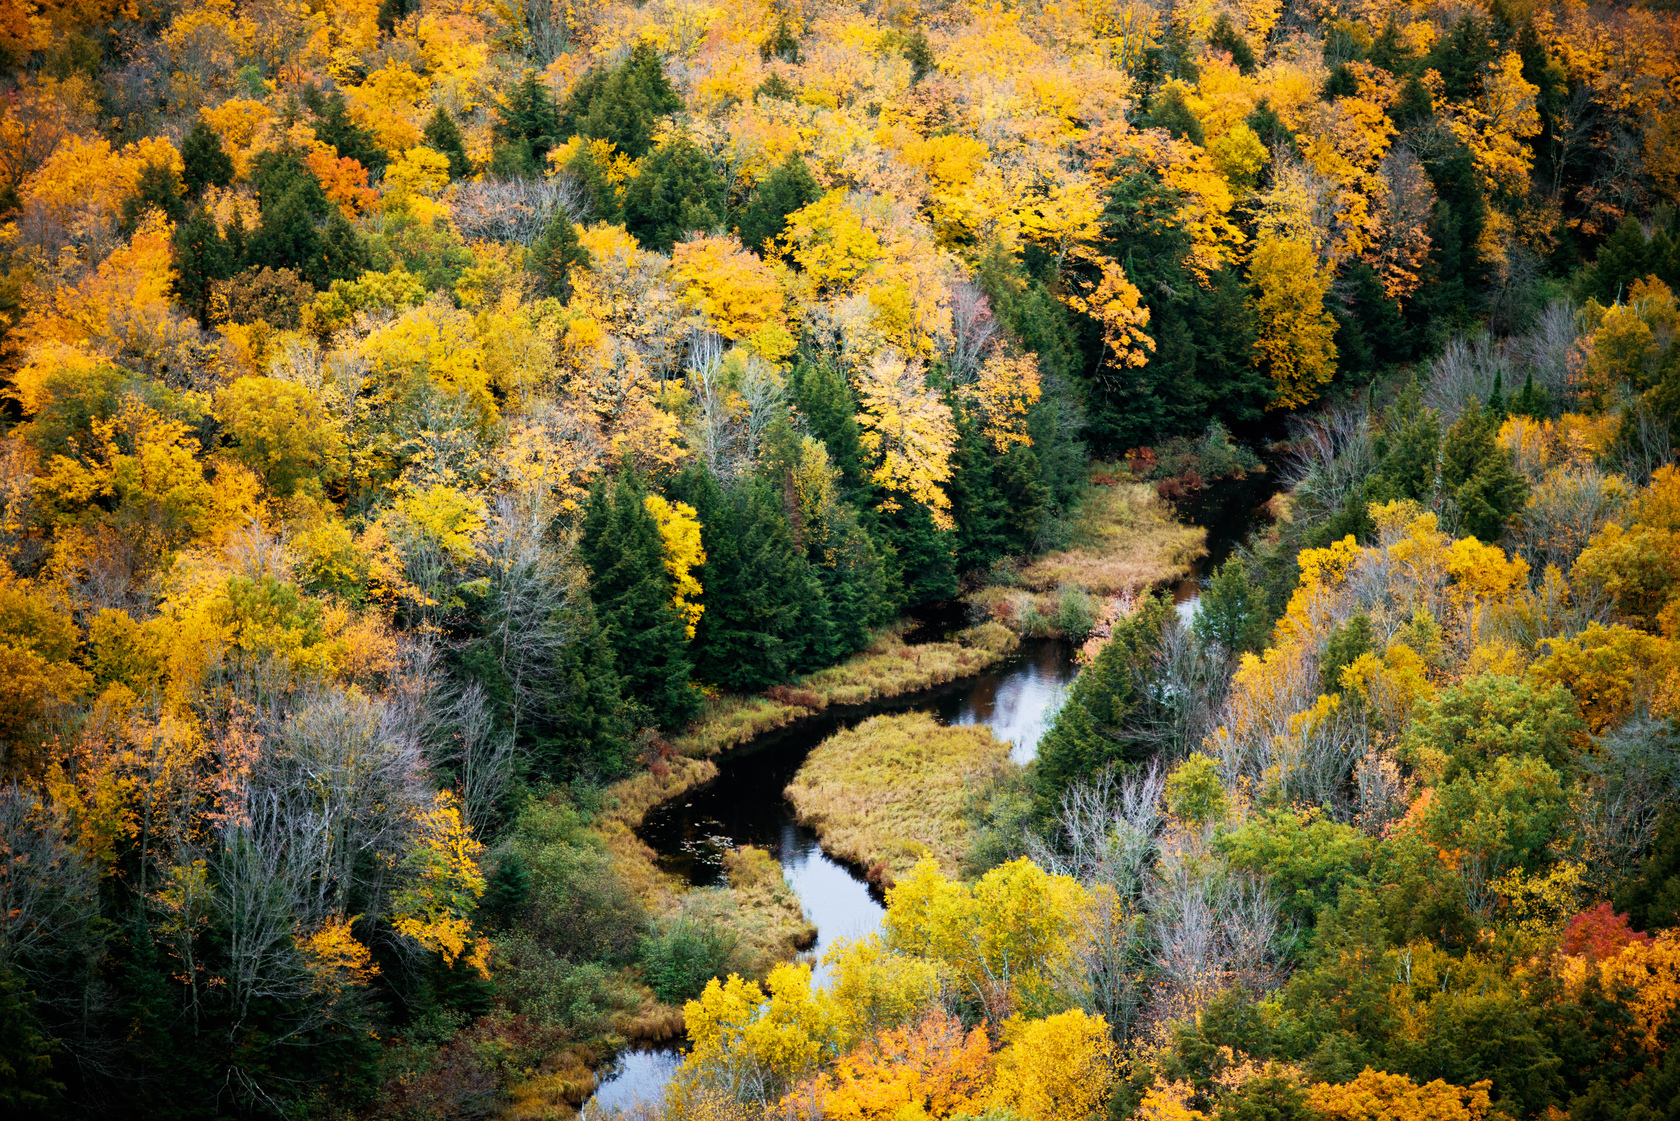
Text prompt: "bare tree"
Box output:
[[450, 175, 586, 244], [943, 279, 1000, 385], [1579, 718, 1680, 888], [1029, 763, 1166, 901]]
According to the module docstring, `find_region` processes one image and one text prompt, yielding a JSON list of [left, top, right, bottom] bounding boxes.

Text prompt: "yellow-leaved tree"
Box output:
[[391, 790, 490, 977], [988, 1008, 1117, 1121], [643, 493, 706, 638], [854, 350, 957, 529], [1250, 233, 1338, 409]]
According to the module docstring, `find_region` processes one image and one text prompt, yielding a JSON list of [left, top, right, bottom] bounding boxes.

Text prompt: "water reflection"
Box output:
[[585, 1047, 682, 1117], [936, 639, 1075, 764]]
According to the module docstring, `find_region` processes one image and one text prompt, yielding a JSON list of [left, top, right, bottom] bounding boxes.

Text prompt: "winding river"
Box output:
[[584, 473, 1277, 1116]]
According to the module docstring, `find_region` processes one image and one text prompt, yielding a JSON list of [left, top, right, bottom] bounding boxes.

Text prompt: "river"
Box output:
[[583, 471, 1277, 1116]]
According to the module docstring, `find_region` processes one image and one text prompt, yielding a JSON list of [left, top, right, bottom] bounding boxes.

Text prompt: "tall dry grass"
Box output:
[[785, 712, 1016, 887], [1017, 480, 1205, 595], [669, 622, 1019, 759]]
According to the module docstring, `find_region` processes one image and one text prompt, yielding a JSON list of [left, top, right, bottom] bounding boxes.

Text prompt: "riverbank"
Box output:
[[785, 712, 1015, 888], [972, 476, 1206, 636]]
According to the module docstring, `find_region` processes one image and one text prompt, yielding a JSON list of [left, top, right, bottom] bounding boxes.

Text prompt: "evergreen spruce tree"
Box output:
[[790, 359, 867, 486], [311, 89, 388, 175], [246, 184, 324, 280], [736, 152, 820, 251], [1441, 401, 1528, 542], [948, 419, 1007, 574], [493, 69, 562, 175], [172, 206, 234, 325], [422, 106, 473, 180], [621, 136, 724, 252], [1207, 13, 1257, 74], [1193, 556, 1268, 655], [119, 160, 187, 233], [868, 500, 956, 609], [580, 465, 699, 731], [544, 600, 639, 780], [530, 212, 590, 300], [225, 207, 248, 268], [997, 444, 1049, 555], [563, 41, 683, 160], [687, 477, 832, 689], [318, 208, 369, 286], [1033, 594, 1172, 819], [1487, 370, 1506, 417], [817, 522, 889, 657], [181, 118, 234, 198], [1370, 384, 1442, 504], [251, 148, 330, 217]]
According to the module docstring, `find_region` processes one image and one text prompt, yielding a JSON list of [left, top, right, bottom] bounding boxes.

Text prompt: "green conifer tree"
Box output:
[[119, 161, 187, 233], [422, 106, 473, 180], [563, 41, 683, 160], [181, 118, 234, 198], [172, 206, 234, 325], [1033, 593, 1172, 819], [246, 184, 324, 281], [311, 89, 388, 175], [494, 69, 562, 175], [1193, 556, 1269, 655], [621, 137, 724, 252], [580, 465, 699, 731], [737, 153, 820, 251], [1441, 402, 1528, 542], [530, 212, 590, 300]]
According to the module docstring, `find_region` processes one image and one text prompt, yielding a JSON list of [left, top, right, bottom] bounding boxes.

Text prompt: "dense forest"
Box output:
[[0, 0, 1678, 1117]]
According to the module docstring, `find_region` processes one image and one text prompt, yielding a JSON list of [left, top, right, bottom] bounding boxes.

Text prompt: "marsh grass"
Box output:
[[785, 712, 1017, 887], [669, 622, 1020, 759], [974, 477, 1205, 637], [1018, 478, 1205, 594]]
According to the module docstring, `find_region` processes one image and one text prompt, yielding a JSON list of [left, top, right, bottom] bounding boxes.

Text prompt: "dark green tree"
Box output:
[[562, 41, 683, 160], [309, 89, 388, 176], [1193, 555, 1269, 655], [621, 136, 724, 252], [901, 29, 935, 82], [494, 69, 562, 176], [172, 206, 235, 326], [1442, 401, 1528, 542], [579, 465, 699, 731], [245, 184, 323, 280], [545, 601, 639, 780], [1320, 613, 1375, 695], [530, 212, 590, 300], [791, 359, 867, 486], [684, 473, 834, 689], [1206, 13, 1256, 74], [251, 147, 330, 217], [737, 152, 820, 251], [318, 208, 370, 286], [0, 968, 59, 1112], [119, 160, 187, 233], [1033, 593, 1172, 819], [181, 118, 234, 198], [422, 106, 473, 180]]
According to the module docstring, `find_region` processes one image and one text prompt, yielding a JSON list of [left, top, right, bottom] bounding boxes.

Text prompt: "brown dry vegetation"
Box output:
[[785, 712, 1015, 887], [669, 621, 1020, 759], [975, 476, 1205, 635], [1021, 479, 1204, 594]]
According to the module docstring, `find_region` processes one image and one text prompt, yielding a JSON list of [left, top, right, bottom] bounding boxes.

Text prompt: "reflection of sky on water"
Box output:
[[940, 639, 1077, 764]]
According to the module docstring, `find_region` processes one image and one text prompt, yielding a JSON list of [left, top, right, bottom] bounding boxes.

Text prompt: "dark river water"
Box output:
[[585, 472, 1276, 1115]]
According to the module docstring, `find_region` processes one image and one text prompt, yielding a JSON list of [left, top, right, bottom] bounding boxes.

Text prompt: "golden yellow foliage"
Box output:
[[644, 493, 706, 638]]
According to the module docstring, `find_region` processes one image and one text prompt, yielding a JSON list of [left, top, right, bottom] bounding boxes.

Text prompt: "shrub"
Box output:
[[639, 916, 741, 1003]]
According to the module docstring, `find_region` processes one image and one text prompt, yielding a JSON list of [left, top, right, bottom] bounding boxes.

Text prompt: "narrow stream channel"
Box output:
[[585, 472, 1277, 1116]]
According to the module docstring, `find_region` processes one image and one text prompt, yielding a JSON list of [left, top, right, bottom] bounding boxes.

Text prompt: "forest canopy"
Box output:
[[1, 0, 1679, 1116]]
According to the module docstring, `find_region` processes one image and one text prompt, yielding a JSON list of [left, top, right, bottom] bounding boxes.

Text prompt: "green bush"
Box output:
[[638, 917, 741, 1004]]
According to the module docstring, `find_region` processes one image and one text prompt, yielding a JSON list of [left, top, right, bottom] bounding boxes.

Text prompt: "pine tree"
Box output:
[[225, 207, 248, 269], [119, 160, 186, 233], [494, 70, 562, 175], [246, 183, 323, 281], [563, 41, 682, 160], [790, 359, 867, 486], [1207, 13, 1256, 75], [685, 476, 833, 689], [621, 137, 724, 252], [423, 106, 473, 180], [1441, 402, 1528, 542], [310, 88, 388, 175], [1193, 556, 1268, 655], [251, 148, 330, 217], [530, 212, 590, 300], [181, 118, 234, 197], [1032, 593, 1171, 820], [318, 208, 369, 286], [544, 600, 639, 780], [1487, 370, 1506, 417], [580, 465, 699, 731], [172, 206, 234, 325], [737, 153, 820, 251]]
